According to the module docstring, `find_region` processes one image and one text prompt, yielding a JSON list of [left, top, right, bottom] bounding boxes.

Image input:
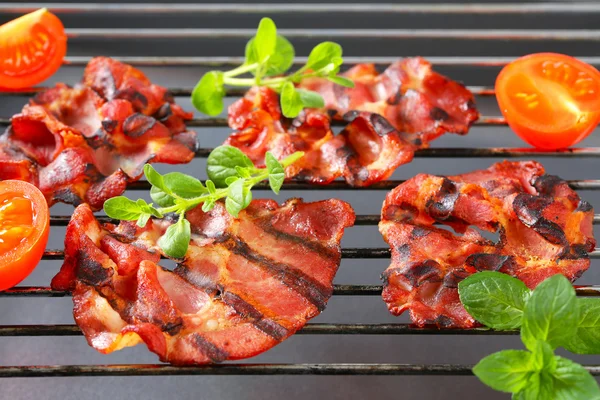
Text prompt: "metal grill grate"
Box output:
[[2, 2, 600, 380]]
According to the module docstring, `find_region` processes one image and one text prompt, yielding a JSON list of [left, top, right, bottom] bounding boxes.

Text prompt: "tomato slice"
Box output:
[[496, 53, 600, 149], [0, 180, 49, 291], [0, 8, 67, 90]]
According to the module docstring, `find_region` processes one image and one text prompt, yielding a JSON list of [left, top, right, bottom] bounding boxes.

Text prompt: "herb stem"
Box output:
[[223, 63, 259, 78]]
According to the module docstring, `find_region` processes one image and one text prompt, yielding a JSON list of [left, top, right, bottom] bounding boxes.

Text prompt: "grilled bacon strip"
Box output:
[[52, 199, 355, 364], [380, 161, 595, 328], [226, 58, 478, 187], [0, 57, 196, 209]]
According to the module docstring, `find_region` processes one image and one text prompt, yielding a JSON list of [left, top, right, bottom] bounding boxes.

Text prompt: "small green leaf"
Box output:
[[191, 71, 225, 116], [564, 298, 600, 354], [137, 213, 151, 228], [327, 75, 355, 88], [162, 172, 207, 199], [157, 217, 191, 258], [531, 340, 557, 374], [251, 17, 277, 64], [144, 165, 168, 193], [246, 35, 294, 76], [206, 180, 216, 194], [296, 89, 325, 109], [473, 350, 534, 393], [552, 356, 600, 400], [235, 166, 252, 179], [201, 200, 215, 213], [150, 186, 175, 207], [513, 372, 555, 400], [265, 152, 285, 194], [207, 145, 254, 187], [458, 271, 530, 330], [103, 196, 143, 221], [306, 41, 343, 71], [280, 82, 303, 118], [521, 274, 579, 351], [135, 199, 163, 218], [225, 179, 245, 218], [225, 176, 240, 186], [242, 186, 252, 208]]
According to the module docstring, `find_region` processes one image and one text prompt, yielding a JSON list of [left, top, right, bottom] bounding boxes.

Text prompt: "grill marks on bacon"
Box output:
[[0, 57, 196, 209], [225, 58, 478, 187], [379, 161, 596, 328], [52, 198, 355, 365]]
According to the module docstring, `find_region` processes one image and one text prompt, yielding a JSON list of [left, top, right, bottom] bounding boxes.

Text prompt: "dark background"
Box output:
[[1, 1, 599, 399]]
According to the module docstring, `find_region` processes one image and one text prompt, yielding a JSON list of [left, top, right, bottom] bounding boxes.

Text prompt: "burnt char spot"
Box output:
[[162, 321, 183, 336], [221, 291, 289, 341], [53, 189, 83, 206], [404, 260, 442, 287], [342, 110, 360, 122], [115, 88, 149, 111], [122, 113, 156, 138], [387, 91, 403, 105], [533, 174, 564, 195], [561, 244, 590, 260], [426, 178, 459, 221], [76, 250, 114, 286], [577, 200, 593, 213], [101, 119, 118, 133], [394, 243, 411, 263], [106, 232, 136, 244], [513, 193, 553, 226], [191, 333, 229, 363], [224, 236, 332, 311], [411, 226, 430, 238], [443, 268, 471, 288], [369, 113, 396, 137], [85, 131, 112, 150], [465, 253, 516, 274], [384, 202, 419, 222], [174, 264, 219, 294], [429, 107, 450, 122], [154, 103, 173, 122], [434, 315, 455, 328], [533, 218, 569, 247]]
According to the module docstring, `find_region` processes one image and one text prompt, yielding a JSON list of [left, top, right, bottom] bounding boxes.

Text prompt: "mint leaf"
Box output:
[[553, 356, 600, 400], [564, 298, 600, 354], [191, 71, 225, 116], [225, 179, 245, 218], [246, 35, 294, 76], [521, 275, 579, 351], [473, 350, 534, 393], [280, 81, 303, 118], [296, 89, 325, 109], [531, 340, 557, 373], [327, 75, 355, 88], [250, 17, 277, 64], [103, 196, 143, 221], [207, 145, 254, 187], [458, 271, 530, 330], [306, 41, 342, 71], [513, 372, 555, 400], [157, 217, 191, 258], [265, 152, 285, 194]]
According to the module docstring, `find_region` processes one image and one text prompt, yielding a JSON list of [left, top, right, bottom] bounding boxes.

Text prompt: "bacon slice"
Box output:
[[0, 57, 196, 209], [226, 87, 414, 186], [380, 161, 596, 328], [52, 199, 355, 364]]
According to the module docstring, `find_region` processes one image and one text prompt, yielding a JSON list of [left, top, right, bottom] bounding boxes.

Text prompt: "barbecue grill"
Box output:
[[1, 2, 600, 399]]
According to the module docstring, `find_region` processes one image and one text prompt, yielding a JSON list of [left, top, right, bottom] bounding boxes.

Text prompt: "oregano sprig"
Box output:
[[104, 145, 303, 258], [458, 272, 600, 399], [191, 17, 354, 118]]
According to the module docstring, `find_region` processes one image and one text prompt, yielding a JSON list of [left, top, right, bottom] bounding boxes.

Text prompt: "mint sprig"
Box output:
[[190, 17, 354, 118], [103, 145, 303, 258], [459, 272, 600, 399]]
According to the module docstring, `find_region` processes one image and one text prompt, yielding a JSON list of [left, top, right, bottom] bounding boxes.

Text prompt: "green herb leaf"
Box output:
[[280, 82, 304, 118], [191, 71, 225, 116], [242, 185, 252, 208], [163, 172, 207, 198], [103, 196, 143, 221], [206, 180, 217, 195], [306, 41, 343, 71], [552, 356, 600, 400], [225, 179, 245, 218], [327, 75, 355, 88], [250, 17, 277, 64], [202, 200, 215, 213], [458, 271, 530, 330], [531, 340, 557, 374], [513, 372, 555, 400], [265, 152, 285, 194], [296, 89, 325, 109], [564, 298, 600, 354], [137, 213, 152, 228], [472, 350, 534, 393], [144, 165, 168, 193], [246, 35, 294, 76], [207, 145, 254, 187], [521, 274, 579, 351], [135, 199, 163, 218], [157, 217, 191, 258]]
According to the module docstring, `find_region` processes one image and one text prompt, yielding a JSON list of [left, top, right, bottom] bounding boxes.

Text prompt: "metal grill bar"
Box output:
[[5, 3, 600, 14], [60, 28, 600, 41], [4, 285, 600, 297]]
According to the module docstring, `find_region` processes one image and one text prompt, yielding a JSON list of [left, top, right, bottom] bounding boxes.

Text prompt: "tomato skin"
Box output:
[[0, 8, 67, 90], [496, 53, 600, 150], [0, 181, 49, 291]]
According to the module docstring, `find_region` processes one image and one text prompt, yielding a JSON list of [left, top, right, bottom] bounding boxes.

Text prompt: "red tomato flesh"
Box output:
[[496, 53, 600, 149]]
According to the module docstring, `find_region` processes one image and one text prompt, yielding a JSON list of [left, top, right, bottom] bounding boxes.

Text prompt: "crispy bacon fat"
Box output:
[[380, 161, 595, 328], [0, 57, 196, 209], [226, 58, 478, 187], [52, 199, 355, 364]]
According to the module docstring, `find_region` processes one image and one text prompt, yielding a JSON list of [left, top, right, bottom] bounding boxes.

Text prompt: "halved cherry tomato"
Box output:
[[496, 53, 600, 150], [0, 8, 67, 90], [0, 180, 49, 291]]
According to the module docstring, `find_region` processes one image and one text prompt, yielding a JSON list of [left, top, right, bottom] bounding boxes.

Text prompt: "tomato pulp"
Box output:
[[0, 8, 67, 89], [496, 53, 600, 150], [0, 181, 49, 291]]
